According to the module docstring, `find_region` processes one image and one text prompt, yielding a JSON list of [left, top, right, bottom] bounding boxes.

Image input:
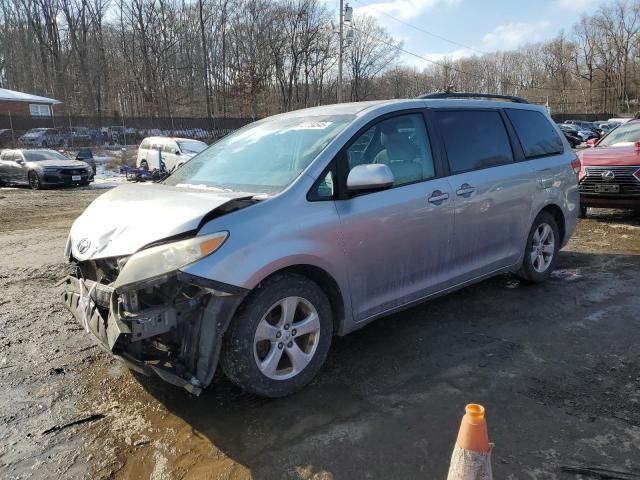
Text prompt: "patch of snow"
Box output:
[[550, 269, 583, 281]]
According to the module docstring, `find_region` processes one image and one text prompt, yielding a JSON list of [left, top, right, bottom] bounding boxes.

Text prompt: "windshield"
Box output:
[[597, 121, 640, 147], [177, 140, 207, 154], [164, 115, 354, 194], [24, 150, 68, 161]]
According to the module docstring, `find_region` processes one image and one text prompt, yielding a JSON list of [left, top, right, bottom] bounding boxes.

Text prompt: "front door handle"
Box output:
[[428, 190, 450, 205], [456, 183, 476, 197]]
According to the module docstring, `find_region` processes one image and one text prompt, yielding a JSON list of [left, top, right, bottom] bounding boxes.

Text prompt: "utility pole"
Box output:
[[337, 2, 353, 104], [338, 0, 344, 103]]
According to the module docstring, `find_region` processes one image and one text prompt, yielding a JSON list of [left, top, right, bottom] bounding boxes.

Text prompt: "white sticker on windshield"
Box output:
[[295, 121, 333, 130]]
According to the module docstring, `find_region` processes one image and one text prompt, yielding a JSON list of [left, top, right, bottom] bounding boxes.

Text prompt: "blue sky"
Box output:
[[344, 0, 610, 68]]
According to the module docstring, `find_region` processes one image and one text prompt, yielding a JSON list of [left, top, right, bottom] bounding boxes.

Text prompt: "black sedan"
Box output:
[[0, 149, 94, 189]]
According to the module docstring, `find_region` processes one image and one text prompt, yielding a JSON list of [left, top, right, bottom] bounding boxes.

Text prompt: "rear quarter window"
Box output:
[[435, 110, 514, 174], [506, 109, 564, 159]]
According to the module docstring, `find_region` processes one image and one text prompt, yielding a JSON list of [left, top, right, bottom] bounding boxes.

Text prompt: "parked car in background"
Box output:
[[596, 122, 616, 133], [557, 124, 583, 147], [577, 119, 640, 216], [63, 126, 93, 147], [560, 123, 598, 141], [136, 136, 208, 171], [76, 148, 96, 174], [62, 94, 579, 398], [0, 149, 93, 189], [564, 120, 602, 135], [608, 118, 632, 125], [19, 128, 65, 147], [0, 129, 16, 147]]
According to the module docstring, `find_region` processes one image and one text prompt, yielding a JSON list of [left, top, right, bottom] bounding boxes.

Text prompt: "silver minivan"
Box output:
[[62, 94, 580, 397]]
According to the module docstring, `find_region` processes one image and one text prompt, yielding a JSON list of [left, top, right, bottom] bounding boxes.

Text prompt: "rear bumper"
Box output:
[[580, 194, 640, 209], [60, 271, 246, 394]]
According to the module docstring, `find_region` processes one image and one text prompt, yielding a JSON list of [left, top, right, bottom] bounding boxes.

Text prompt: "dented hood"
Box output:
[[70, 183, 255, 261]]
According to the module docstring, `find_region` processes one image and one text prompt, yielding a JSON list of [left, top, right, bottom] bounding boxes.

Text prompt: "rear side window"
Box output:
[[435, 110, 513, 174], [506, 109, 564, 158]]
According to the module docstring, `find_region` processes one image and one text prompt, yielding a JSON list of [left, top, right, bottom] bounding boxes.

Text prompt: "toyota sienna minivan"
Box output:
[[62, 93, 580, 397]]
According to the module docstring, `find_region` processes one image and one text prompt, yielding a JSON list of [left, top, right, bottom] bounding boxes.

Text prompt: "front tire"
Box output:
[[140, 160, 149, 170], [220, 273, 333, 397], [28, 171, 41, 190], [518, 211, 560, 283]]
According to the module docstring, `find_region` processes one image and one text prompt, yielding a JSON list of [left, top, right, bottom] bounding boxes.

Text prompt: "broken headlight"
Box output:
[[113, 231, 228, 290]]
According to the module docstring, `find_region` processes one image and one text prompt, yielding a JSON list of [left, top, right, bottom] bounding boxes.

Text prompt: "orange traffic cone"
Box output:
[[446, 404, 493, 480]]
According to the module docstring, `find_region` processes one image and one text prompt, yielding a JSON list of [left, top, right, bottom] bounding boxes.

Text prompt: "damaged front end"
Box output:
[[61, 255, 246, 395]]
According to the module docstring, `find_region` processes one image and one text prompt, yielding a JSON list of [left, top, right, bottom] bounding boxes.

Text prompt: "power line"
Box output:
[[348, 23, 616, 95], [352, 0, 487, 56], [349, 2, 620, 95]]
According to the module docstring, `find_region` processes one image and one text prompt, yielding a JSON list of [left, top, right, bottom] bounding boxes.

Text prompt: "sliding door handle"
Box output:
[[428, 191, 450, 205], [456, 183, 476, 197]]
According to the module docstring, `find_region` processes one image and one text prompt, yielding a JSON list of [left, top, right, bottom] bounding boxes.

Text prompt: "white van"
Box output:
[[136, 137, 208, 171]]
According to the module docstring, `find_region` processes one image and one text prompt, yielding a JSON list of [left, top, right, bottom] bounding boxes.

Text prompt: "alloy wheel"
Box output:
[[29, 173, 40, 190], [530, 222, 555, 273], [253, 296, 321, 380]]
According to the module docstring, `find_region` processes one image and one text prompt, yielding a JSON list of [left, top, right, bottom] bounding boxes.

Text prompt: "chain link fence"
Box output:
[[0, 115, 254, 148]]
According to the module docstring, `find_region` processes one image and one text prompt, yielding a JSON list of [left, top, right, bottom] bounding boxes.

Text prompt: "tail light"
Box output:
[[571, 158, 581, 178]]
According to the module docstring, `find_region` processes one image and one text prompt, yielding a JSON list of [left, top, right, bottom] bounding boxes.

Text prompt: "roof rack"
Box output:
[[418, 91, 529, 104]]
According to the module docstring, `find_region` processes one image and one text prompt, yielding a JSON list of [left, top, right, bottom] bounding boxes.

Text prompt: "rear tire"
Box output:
[[28, 171, 41, 190], [220, 273, 333, 397], [518, 211, 560, 283]]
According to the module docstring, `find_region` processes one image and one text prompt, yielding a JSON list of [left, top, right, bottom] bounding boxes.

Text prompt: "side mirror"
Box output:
[[16, 159, 24, 165], [586, 138, 597, 147], [346, 164, 394, 192]]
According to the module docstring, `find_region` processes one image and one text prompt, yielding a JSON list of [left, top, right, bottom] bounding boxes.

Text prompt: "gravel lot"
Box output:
[[1, 186, 639, 479]]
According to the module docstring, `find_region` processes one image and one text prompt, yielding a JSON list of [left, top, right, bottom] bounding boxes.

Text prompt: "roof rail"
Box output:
[[418, 91, 529, 104]]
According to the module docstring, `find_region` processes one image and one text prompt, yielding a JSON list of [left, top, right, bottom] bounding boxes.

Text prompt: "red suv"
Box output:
[[577, 120, 640, 216]]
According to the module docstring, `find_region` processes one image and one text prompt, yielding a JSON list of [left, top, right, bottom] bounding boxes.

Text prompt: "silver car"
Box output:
[[61, 96, 579, 397]]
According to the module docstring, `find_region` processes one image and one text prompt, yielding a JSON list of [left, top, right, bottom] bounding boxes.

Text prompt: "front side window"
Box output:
[[163, 142, 178, 154], [597, 121, 640, 147], [345, 113, 435, 187], [165, 115, 354, 195], [436, 110, 513, 174], [177, 140, 207, 155], [506, 109, 563, 158]]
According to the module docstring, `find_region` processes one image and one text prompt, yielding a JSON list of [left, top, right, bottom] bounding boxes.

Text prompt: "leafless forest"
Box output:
[[1, 0, 639, 119]]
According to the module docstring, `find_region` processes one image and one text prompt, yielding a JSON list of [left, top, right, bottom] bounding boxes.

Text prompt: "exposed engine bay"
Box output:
[[61, 256, 246, 395]]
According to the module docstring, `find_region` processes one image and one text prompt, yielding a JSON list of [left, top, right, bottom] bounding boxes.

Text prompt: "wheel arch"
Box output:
[[253, 264, 346, 336], [538, 203, 566, 245]]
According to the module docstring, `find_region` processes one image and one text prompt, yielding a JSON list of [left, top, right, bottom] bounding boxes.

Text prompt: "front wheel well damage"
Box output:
[[247, 265, 345, 335]]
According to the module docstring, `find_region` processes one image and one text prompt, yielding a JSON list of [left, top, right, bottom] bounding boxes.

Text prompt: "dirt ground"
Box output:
[[1, 186, 639, 480]]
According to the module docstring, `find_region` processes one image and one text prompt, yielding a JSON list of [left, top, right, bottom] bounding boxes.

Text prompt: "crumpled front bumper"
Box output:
[[60, 272, 246, 395]]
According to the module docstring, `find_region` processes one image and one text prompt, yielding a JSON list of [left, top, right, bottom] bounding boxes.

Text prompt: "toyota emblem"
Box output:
[[601, 170, 615, 181], [77, 238, 91, 254]]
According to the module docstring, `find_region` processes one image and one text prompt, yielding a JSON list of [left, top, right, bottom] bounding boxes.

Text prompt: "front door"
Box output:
[[433, 109, 536, 283], [335, 112, 455, 322]]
